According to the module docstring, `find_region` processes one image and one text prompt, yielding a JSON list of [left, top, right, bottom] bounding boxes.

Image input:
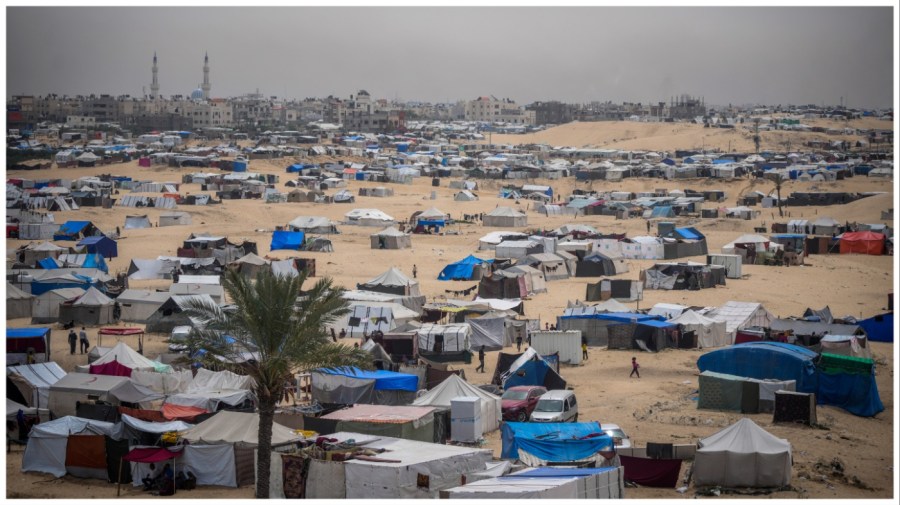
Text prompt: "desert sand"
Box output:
[[4, 120, 896, 499]]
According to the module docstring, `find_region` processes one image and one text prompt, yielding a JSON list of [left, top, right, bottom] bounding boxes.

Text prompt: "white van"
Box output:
[[530, 389, 579, 423]]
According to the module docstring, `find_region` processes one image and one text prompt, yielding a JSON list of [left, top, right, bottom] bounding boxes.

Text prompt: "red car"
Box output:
[[501, 385, 548, 422]]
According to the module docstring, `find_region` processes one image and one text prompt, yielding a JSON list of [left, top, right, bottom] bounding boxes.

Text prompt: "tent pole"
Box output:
[[116, 457, 123, 496]]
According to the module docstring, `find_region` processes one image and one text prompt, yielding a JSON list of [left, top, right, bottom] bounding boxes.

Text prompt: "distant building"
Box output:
[[464, 96, 535, 125], [527, 101, 574, 125], [669, 94, 706, 120]]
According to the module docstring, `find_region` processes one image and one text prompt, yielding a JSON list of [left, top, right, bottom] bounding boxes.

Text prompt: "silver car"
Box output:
[[601, 423, 632, 449], [530, 390, 578, 423]]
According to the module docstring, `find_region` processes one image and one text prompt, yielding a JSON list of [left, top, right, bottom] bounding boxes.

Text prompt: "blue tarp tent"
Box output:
[[77, 235, 118, 259], [270, 230, 304, 251], [54, 221, 92, 241], [697, 342, 819, 393], [650, 206, 675, 218], [859, 313, 893, 342], [673, 227, 704, 240], [38, 258, 59, 269], [438, 255, 493, 281], [817, 368, 884, 417], [317, 367, 418, 392], [636, 319, 677, 329], [561, 312, 658, 323], [501, 422, 613, 462], [504, 359, 567, 391], [7, 327, 52, 360]]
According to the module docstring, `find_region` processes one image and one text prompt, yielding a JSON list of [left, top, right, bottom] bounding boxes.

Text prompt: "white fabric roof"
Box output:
[[413, 374, 502, 432], [121, 413, 193, 433], [345, 208, 395, 221], [703, 301, 774, 337], [181, 411, 301, 446], [288, 216, 336, 229], [6, 281, 33, 300], [417, 207, 448, 219], [693, 418, 792, 488], [362, 267, 418, 288], [91, 341, 171, 373], [479, 231, 528, 245], [72, 286, 114, 306], [487, 206, 526, 217], [372, 226, 409, 237]]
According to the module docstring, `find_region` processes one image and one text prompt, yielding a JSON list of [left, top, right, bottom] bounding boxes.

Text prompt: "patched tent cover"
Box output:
[[501, 422, 613, 463], [692, 418, 792, 488], [22, 416, 124, 477]]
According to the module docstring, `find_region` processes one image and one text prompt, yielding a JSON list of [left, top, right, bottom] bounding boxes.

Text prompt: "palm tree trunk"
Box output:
[[255, 394, 276, 498]]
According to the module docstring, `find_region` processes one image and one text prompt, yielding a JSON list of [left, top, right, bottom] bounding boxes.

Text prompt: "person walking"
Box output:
[[476, 345, 486, 373], [68, 329, 78, 355], [412, 264, 417, 279], [646, 220, 651, 234], [582, 341, 588, 361], [516, 335, 523, 352], [79, 327, 89, 354], [630, 356, 640, 378]]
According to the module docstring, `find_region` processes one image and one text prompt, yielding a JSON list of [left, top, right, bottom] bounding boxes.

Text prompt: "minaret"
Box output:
[[201, 52, 211, 100], [150, 52, 159, 100]]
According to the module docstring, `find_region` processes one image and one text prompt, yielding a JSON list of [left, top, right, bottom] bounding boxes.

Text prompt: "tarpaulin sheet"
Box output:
[[696, 342, 818, 393], [317, 367, 418, 391], [501, 422, 612, 462], [503, 360, 567, 391], [619, 455, 682, 488], [270, 230, 304, 251], [438, 255, 492, 281], [65, 434, 107, 468], [123, 446, 182, 463], [90, 360, 134, 377], [858, 312, 893, 342], [181, 444, 237, 487], [161, 403, 208, 422], [118, 406, 166, 422], [816, 371, 884, 417]]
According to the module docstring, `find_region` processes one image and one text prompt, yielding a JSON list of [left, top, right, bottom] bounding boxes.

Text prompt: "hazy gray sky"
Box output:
[[5, 6, 895, 107]]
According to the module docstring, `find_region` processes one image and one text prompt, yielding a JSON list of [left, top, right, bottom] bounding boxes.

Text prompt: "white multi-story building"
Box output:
[[463, 96, 535, 125], [182, 98, 233, 128]]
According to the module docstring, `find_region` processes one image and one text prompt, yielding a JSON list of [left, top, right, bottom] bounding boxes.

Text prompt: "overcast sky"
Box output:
[[5, 6, 895, 108]]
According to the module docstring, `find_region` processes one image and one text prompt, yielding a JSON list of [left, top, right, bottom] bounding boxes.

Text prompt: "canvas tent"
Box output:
[[524, 253, 570, 281], [483, 206, 527, 227], [839, 231, 885, 255], [357, 267, 420, 296], [48, 373, 131, 417], [6, 361, 67, 408], [417, 323, 472, 363], [438, 255, 493, 281], [344, 208, 395, 227], [57, 286, 115, 326], [30, 288, 86, 323], [466, 312, 515, 351], [669, 310, 728, 348], [311, 367, 419, 406], [6, 281, 34, 319], [575, 252, 630, 277], [703, 301, 774, 343], [182, 410, 302, 447], [413, 374, 502, 433], [584, 279, 643, 302], [692, 418, 792, 488], [123, 215, 152, 230], [317, 404, 437, 443], [115, 289, 171, 323], [287, 216, 338, 234], [22, 416, 125, 478], [371, 226, 412, 249], [158, 212, 192, 227], [454, 190, 478, 201], [88, 341, 172, 377]]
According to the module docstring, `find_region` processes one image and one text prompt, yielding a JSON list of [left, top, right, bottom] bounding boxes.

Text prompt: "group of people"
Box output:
[[67, 327, 90, 355]]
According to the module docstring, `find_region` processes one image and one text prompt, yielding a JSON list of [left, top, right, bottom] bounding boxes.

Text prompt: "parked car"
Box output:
[[530, 389, 578, 423], [501, 385, 547, 422], [600, 423, 632, 449]]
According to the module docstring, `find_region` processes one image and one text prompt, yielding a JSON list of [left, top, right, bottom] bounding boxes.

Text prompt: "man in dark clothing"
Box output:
[[476, 345, 486, 372], [79, 328, 89, 354], [516, 335, 523, 352], [68, 330, 78, 355]]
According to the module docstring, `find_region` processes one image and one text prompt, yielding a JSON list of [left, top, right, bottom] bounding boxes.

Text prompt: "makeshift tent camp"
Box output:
[[703, 301, 774, 343], [692, 418, 792, 488], [306, 432, 493, 499], [466, 312, 514, 351], [115, 289, 171, 323], [445, 466, 624, 499], [89, 342, 172, 377], [16, 241, 68, 266], [57, 286, 115, 326], [413, 374, 502, 433], [575, 252, 630, 277], [370, 226, 412, 249], [478, 231, 529, 250], [669, 310, 728, 348], [415, 207, 449, 232], [501, 422, 614, 467], [495, 240, 543, 260], [22, 416, 125, 478], [697, 342, 819, 393], [839, 231, 885, 255], [123, 215, 152, 230], [48, 373, 132, 417], [270, 230, 304, 251], [287, 216, 338, 234], [158, 212, 192, 227], [76, 235, 118, 259], [316, 404, 436, 442], [6, 361, 67, 408], [311, 367, 419, 406], [484, 207, 527, 227], [417, 323, 472, 363], [164, 368, 255, 412], [501, 348, 567, 391], [7, 327, 52, 364], [6, 281, 34, 319], [438, 255, 493, 281], [357, 267, 420, 296]]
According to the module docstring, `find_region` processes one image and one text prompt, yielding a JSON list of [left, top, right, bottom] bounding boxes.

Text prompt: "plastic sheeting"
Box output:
[[181, 444, 237, 487], [697, 342, 818, 393], [501, 422, 613, 463], [306, 458, 346, 498], [413, 374, 502, 433], [816, 370, 884, 417], [121, 413, 193, 434], [22, 416, 124, 478]]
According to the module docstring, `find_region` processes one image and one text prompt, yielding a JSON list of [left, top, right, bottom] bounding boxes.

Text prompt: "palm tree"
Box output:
[[774, 173, 786, 217], [752, 118, 761, 154], [182, 269, 371, 498]]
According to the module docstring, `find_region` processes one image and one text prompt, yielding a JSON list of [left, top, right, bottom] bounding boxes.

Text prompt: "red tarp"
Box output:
[[65, 435, 107, 469], [619, 455, 682, 488], [122, 447, 182, 463], [119, 406, 167, 423], [90, 360, 133, 377], [161, 403, 208, 422], [839, 231, 885, 255], [98, 328, 145, 336]]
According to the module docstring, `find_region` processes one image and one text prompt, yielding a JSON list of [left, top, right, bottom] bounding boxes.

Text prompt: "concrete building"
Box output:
[[464, 96, 535, 125]]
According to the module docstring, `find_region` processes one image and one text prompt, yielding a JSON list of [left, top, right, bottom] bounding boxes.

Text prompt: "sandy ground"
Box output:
[[4, 120, 897, 499]]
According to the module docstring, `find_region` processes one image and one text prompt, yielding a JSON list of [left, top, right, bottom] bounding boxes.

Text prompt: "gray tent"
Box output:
[[483, 207, 527, 228], [465, 312, 514, 351], [116, 289, 171, 323], [357, 267, 421, 297], [17, 241, 68, 266], [692, 418, 792, 488], [158, 212, 192, 227], [6, 281, 34, 319], [454, 190, 478, 201], [124, 215, 152, 229], [288, 216, 339, 234], [57, 287, 115, 326], [371, 226, 412, 249], [31, 288, 86, 323]]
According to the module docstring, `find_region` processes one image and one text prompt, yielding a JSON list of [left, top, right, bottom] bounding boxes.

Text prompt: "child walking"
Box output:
[[630, 356, 640, 378]]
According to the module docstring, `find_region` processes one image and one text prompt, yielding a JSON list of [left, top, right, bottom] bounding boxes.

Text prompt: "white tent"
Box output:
[[669, 310, 728, 348], [158, 211, 192, 227], [370, 226, 412, 249], [484, 207, 527, 227], [124, 214, 152, 229], [417, 323, 471, 354], [496, 240, 543, 260], [6, 281, 34, 319], [181, 411, 302, 447], [721, 234, 771, 255], [115, 289, 171, 322], [466, 312, 515, 351], [89, 341, 173, 374], [478, 231, 529, 250], [6, 362, 67, 409], [22, 416, 124, 478], [454, 190, 478, 201], [30, 288, 89, 323], [529, 331, 582, 365], [344, 208, 395, 227], [413, 374, 502, 432], [647, 303, 688, 319], [287, 215, 339, 234], [164, 368, 254, 412], [703, 301, 774, 343], [502, 265, 548, 295], [358, 267, 421, 296], [692, 418, 792, 488]]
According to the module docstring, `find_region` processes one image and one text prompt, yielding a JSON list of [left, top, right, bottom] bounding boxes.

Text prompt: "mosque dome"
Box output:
[[190, 87, 204, 100]]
